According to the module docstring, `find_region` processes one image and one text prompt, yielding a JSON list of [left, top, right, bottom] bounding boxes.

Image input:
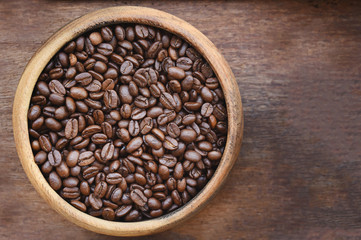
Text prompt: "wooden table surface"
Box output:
[[1, 0, 361, 239]]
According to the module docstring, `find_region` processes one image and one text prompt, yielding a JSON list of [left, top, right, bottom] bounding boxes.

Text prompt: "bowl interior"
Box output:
[[13, 6, 243, 236]]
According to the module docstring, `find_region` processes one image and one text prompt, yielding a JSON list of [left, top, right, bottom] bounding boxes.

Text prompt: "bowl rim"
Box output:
[[13, 6, 243, 236]]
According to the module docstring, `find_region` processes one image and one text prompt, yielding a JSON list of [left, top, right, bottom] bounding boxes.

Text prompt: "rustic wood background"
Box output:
[[1, 0, 361, 239]]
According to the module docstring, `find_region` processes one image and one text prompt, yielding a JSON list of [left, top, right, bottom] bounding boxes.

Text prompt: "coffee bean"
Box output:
[[94, 181, 108, 198], [48, 149, 62, 167], [131, 108, 146, 120], [49, 171, 62, 190], [97, 43, 113, 56], [159, 92, 176, 110], [75, 72, 92, 86], [166, 122, 180, 138], [78, 151, 95, 166], [49, 80, 66, 95], [71, 200, 87, 212], [184, 150, 202, 162], [168, 67, 185, 80], [89, 193, 103, 210], [82, 125, 102, 138], [65, 118, 78, 139], [35, 151, 47, 165], [126, 137, 143, 153], [163, 136, 178, 150], [101, 143, 114, 162], [159, 154, 177, 168], [130, 189, 147, 206], [128, 120, 140, 137], [201, 103, 214, 117]]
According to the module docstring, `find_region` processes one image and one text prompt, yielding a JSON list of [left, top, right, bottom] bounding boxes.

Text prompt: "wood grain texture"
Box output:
[[12, 6, 242, 236], [1, 0, 361, 239]]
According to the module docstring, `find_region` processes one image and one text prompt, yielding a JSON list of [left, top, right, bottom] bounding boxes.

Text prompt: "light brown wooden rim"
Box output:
[[13, 6, 243, 236]]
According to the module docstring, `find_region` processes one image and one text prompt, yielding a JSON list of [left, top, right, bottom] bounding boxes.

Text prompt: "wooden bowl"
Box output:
[[13, 6, 243, 236]]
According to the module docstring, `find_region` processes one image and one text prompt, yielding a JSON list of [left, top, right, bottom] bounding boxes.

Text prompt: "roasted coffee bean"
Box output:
[[94, 181, 108, 198], [166, 122, 180, 138], [101, 143, 114, 162], [130, 189, 147, 207], [140, 117, 153, 134], [144, 134, 162, 150], [128, 120, 140, 137], [71, 200, 87, 212], [63, 177, 79, 188], [82, 167, 99, 181], [163, 136, 178, 150], [179, 129, 197, 143], [35, 151, 47, 165], [159, 92, 176, 110], [65, 118, 78, 139], [78, 151, 95, 166], [184, 150, 202, 162], [126, 137, 143, 153], [48, 149, 62, 167], [159, 154, 177, 168], [29, 23, 227, 222], [49, 171, 62, 190], [106, 172, 123, 185]]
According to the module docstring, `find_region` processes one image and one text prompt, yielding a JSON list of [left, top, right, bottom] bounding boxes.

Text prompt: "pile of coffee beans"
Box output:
[[28, 23, 227, 221]]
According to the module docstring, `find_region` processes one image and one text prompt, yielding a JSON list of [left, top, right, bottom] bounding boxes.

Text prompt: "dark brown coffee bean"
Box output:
[[130, 189, 147, 207], [163, 136, 178, 150], [63, 177, 79, 188], [97, 43, 113, 56], [171, 190, 182, 206], [198, 141, 213, 151], [168, 67, 185, 80], [126, 137, 143, 153], [48, 80, 65, 97], [78, 151, 95, 166], [80, 181, 90, 195], [91, 133, 107, 145], [158, 165, 170, 180], [201, 103, 214, 117], [70, 200, 87, 212], [179, 129, 197, 143], [35, 151, 47, 165], [144, 134, 162, 150], [45, 118, 62, 132], [94, 181, 108, 198], [159, 154, 177, 168], [159, 92, 176, 110], [208, 150, 222, 161], [75, 72, 92, 86], [102, 207, 115, 220], [89, 193, 103, 210], [28, 105, 41, 121], [101, 143, 114, 162], [82, 125, 102, 138], [115, 205, 132, 217], [120, 61, 133, 75], [118, 85, 133, 104], [166, 122, 180, 138], [128, 120, 140, 137], [48, 149, 62, 167], [131, 108, 146, 120], [184, 150, 202, 162], [106, 172, 123, 185], [147, 197, 161, 210], [176, 57, 192, 70], [103, 90, 119, 109], [48, 171, 62, 190], [64, 118, 78, 139], [138, 117, 153, 135]]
